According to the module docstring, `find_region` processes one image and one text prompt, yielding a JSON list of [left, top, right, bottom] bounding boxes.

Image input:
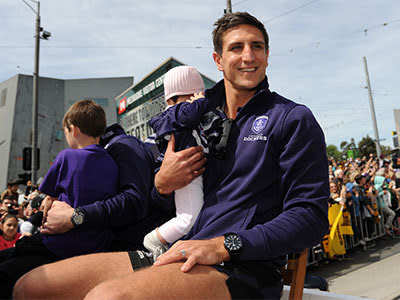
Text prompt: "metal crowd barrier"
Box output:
[[307, 203, 399, 266]]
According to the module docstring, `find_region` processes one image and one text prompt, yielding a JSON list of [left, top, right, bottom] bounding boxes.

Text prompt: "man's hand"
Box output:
[[155, 134, 206, 196], [154, 237, 229, 273], [41, 201, 74, 235], [41, 196, 56, 225]]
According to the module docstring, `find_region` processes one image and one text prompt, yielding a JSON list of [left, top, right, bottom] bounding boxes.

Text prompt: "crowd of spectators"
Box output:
[[328, 154, 400, 249], [0, 181, 44, 250]]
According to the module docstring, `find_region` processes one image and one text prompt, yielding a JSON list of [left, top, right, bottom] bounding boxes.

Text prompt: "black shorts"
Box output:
[[128, 251, 282, 299], [213, 260, 283, 300], [127, 250, 154, 271]]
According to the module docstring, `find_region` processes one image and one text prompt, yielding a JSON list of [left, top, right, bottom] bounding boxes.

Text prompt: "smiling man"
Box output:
[[14, 12, 329, 300]]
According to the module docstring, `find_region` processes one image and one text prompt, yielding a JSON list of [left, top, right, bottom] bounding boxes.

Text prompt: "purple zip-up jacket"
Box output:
[[151, 77, 329, 265], [79, 124, 175, 250]]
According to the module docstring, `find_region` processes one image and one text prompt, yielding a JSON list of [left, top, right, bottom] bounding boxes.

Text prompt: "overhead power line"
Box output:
[[264, 0, 322, 23]]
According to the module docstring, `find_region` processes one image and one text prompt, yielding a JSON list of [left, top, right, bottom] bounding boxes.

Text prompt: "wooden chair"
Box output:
[[280, 248, 308, 300]]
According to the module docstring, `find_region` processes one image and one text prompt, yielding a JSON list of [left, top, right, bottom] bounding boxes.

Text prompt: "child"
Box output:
[[0, 100, 119, 298], [143, 66, 228, 260], [0, 214, 21, 250], [143, 66, 205, 259], [39, 99, 119, 258]]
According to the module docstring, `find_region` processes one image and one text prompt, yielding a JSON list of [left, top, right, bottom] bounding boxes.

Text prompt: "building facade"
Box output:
[[0, 74, 133, 189], [115, 57, 215, 141]]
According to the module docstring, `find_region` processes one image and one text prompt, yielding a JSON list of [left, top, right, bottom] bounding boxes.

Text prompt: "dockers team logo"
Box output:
[[251, 116, 269, 134]]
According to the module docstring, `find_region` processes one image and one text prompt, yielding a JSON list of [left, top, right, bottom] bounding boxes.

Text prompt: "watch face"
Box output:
[[225, 234, 242, 251], [73, 214, 84, 225], [72, 209, 85, 226]]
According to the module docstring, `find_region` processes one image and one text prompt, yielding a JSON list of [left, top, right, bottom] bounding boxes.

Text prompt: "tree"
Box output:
[[358, 135, 376, 157], [340, 141, 348, 151], [381, 145, 392, 157], [327, 144, 342, 161]]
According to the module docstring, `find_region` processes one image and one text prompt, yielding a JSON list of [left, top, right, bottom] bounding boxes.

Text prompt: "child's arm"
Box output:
[[149, 96, 213, 137]]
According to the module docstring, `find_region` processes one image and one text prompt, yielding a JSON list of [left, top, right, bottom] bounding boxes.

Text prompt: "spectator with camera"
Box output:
[[20, 195, 44, 235], [1, 180, 19, 203], [0, 196, 20, 222]]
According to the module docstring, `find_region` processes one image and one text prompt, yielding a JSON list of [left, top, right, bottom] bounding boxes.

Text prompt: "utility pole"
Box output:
[[32, 1, 40, 184], [225, 0, 232, 14], [21, 0, 51, 184], [363, 56, 382, 158]]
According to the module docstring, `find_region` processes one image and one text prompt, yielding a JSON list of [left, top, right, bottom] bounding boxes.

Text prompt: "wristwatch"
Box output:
[[71, 208, 85, 227], [224, 233, 242, 260]]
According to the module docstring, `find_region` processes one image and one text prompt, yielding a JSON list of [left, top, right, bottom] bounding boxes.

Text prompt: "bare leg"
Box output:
[[13, 252, 132, 300], [85, 262, 230, 300]]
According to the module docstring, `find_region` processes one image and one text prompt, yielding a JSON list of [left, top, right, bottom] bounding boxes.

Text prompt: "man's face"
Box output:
[[2, 199, 12, 208], [213, 24, 269, 93]]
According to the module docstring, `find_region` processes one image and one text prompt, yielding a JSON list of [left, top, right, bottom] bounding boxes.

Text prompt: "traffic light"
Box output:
[[23, 147, 40, 171]]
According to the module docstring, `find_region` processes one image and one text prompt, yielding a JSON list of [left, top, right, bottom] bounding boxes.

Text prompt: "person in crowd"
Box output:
[[334, 168, 345, 185], [0, 99, 120, 298], [24, 180, 34, 198], [0, 214, 21, 251], [374, 169, 399, 236], [1, 180, 19, 203], [0, 196, 20, 222], [15, 12, 329, 300], [143, 65, 207, 260], [19, 195, 44, 235]]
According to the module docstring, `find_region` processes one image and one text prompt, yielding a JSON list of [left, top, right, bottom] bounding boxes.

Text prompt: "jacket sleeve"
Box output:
[[237, 105, 329, 260], [79, 137, 161, 230], [148, 97, 212, 137]]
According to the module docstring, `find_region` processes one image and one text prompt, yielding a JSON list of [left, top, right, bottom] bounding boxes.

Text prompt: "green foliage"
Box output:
[[327, 144, 342, 160], [331, 135, 392, 159], [358, 135, 376, 157]]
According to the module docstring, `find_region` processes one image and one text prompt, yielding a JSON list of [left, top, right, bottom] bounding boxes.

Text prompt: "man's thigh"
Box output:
[[85, 262, 231, 300], [13, 251, 133, 300]]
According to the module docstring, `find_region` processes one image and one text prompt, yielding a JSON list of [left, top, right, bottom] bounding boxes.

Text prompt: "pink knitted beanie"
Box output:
[[163, 66, 205, 101]]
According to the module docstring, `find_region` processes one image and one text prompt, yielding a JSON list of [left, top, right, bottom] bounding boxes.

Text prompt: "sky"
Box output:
[[1, 0, 399, 149]]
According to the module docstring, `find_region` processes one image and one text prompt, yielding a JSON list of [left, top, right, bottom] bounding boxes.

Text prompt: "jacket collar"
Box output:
[[205, 76, 271, 111]]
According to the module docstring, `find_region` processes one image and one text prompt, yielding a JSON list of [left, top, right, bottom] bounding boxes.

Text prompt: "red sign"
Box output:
[[118, 97, 127, 115]]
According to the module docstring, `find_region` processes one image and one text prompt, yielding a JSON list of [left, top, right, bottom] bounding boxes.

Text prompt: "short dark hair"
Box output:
[[63, 99, 106, 138], [212, 12, 269, 55], [1, 214, 17, 224], [7, 180, 17, 187]]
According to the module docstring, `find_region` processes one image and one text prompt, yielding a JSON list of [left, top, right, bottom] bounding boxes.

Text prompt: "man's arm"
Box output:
[[42, 135, 206, 234], [235, 105, 329, 260], [42, 137, 155, 234]]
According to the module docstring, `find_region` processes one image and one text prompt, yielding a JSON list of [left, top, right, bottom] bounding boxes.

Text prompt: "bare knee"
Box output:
[[13, 269, 46, 300], [85, 280, 127, 300]]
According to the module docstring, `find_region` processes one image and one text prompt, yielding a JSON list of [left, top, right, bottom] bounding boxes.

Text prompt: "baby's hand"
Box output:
[[187, 92, 204, 103]]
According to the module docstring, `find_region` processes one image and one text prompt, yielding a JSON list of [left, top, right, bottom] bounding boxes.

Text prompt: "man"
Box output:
[[1, 180, 19, 203], [15, 12, 328, 299]]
